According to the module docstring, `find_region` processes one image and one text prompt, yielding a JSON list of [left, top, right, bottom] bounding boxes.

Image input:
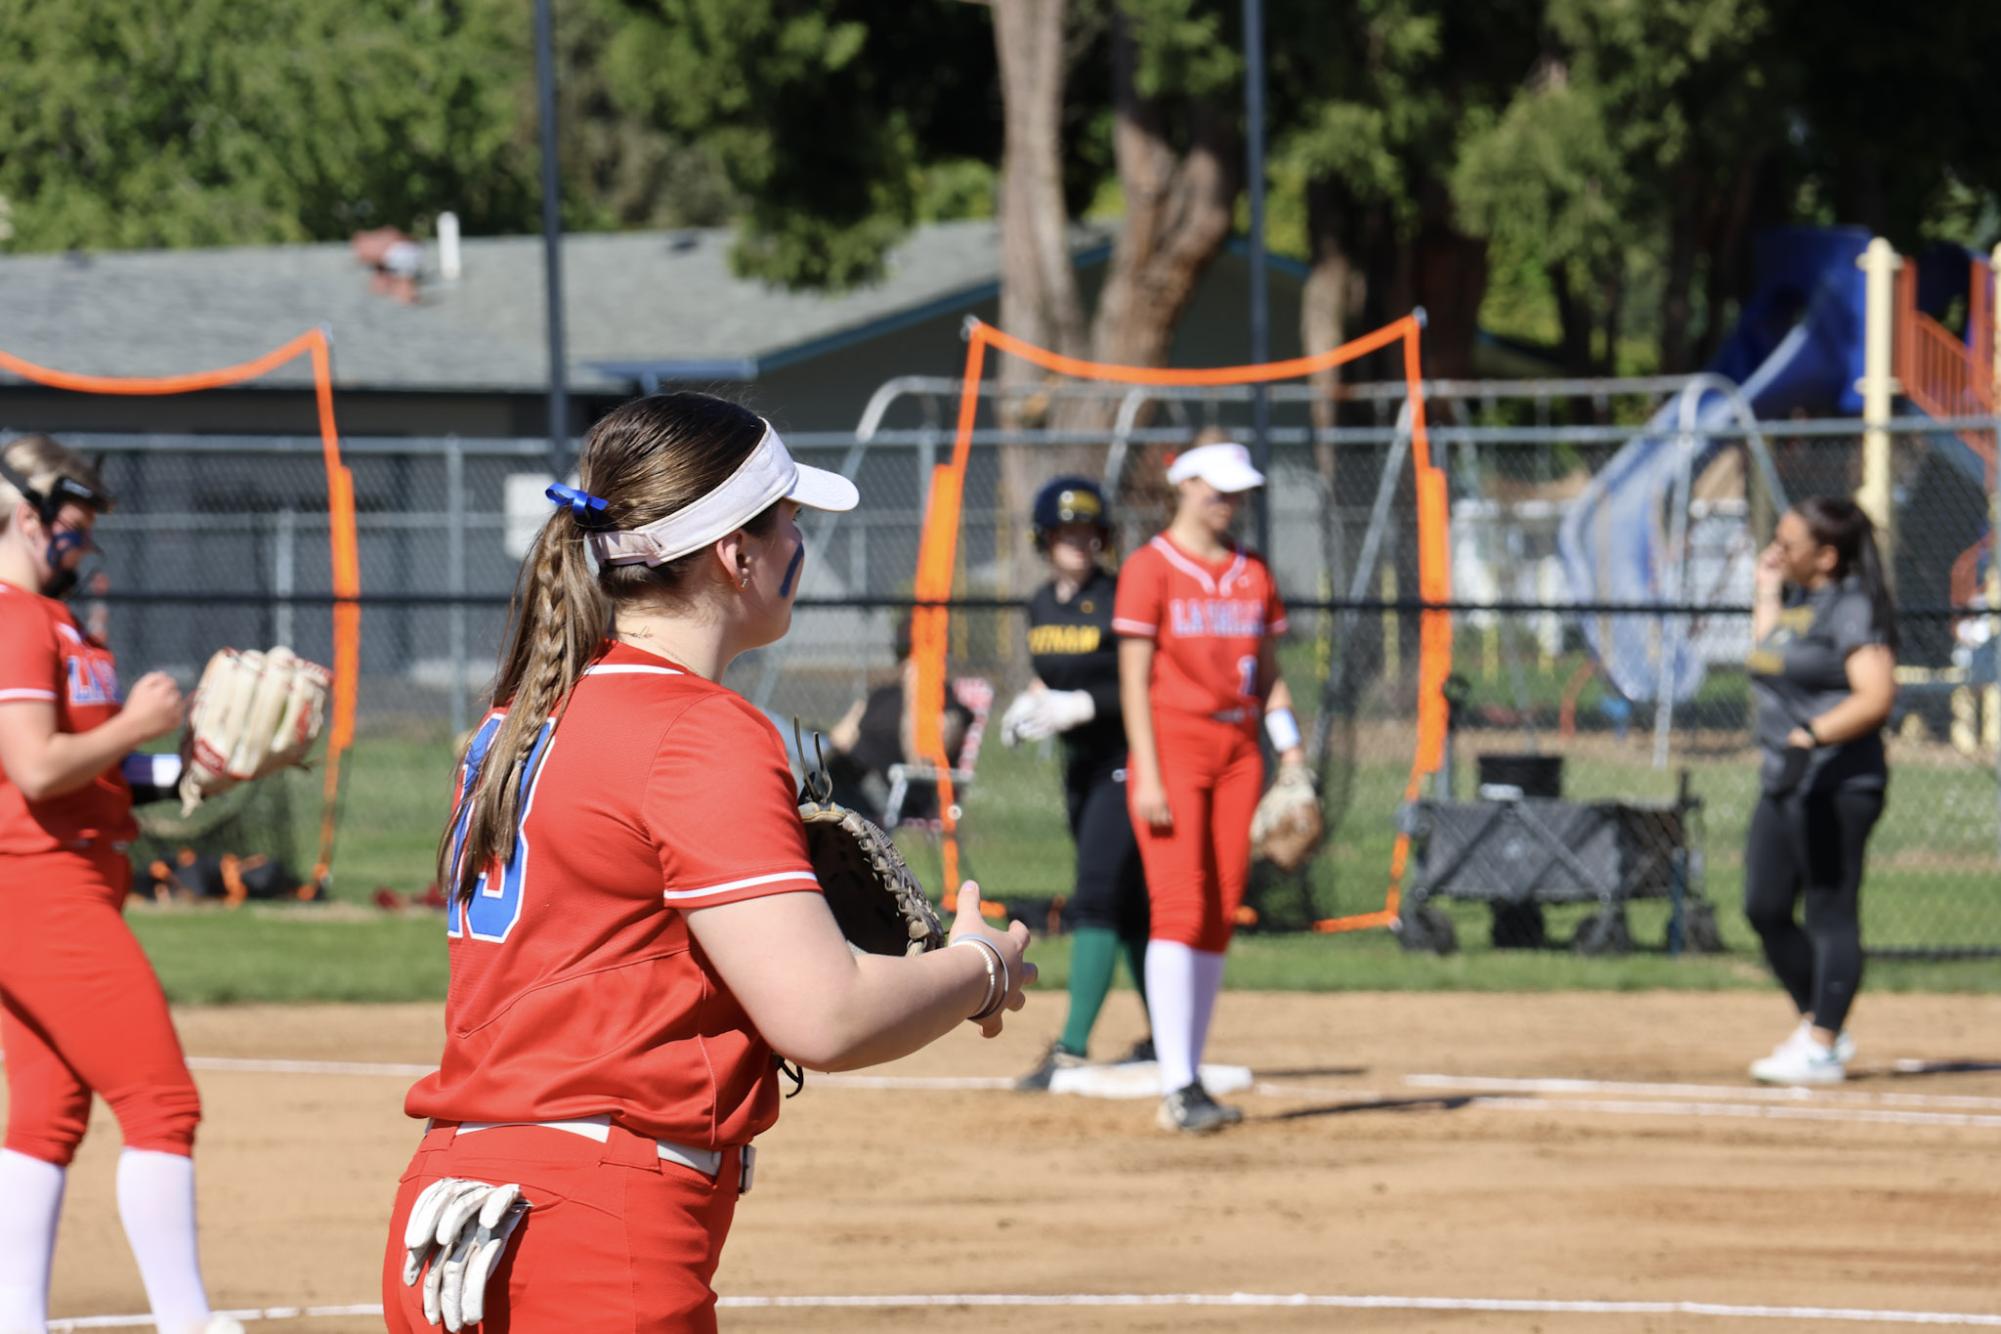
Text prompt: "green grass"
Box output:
[[117, 698, 2001, 1005], [130, 906, 448, 1005]]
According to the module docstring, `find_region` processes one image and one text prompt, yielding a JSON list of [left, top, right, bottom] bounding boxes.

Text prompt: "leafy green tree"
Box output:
[[1269, 0, 1539, 383], [0, 0, 538, 251], [597, 0, 999, 288]]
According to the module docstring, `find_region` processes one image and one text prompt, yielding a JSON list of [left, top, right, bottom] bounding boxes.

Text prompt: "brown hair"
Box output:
[[1794, 495, 1899, 654], [441, 393, 775, 899], [0, 434, 109, 532]]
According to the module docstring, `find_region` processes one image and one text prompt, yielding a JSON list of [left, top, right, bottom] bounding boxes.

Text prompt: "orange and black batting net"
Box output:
[[906, 314, 1449, 933]]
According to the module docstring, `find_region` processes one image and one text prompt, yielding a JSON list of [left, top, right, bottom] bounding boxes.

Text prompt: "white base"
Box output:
[[1046, 1061, 1253, 1100]]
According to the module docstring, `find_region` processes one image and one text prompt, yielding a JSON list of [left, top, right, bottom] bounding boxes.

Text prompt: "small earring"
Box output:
[[739, 568, 752, 589]]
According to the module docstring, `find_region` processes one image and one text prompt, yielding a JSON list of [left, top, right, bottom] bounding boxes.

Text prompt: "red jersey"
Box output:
[[1112, 534, 1289, 720], [404, 641, 822, 1149], [0, 580, 135, 854]]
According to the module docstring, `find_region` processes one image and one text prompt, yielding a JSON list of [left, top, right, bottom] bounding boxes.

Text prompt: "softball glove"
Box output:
[[795, 726, 945, 957], [178, 646, 331, 814], [1251, 760, 1324, 872]]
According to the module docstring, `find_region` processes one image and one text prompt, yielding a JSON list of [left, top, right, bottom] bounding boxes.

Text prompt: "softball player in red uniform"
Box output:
[[384, 393, 1034, 1333], [1114, 440, 1305, 1134], [0, 436, 240, 1334]]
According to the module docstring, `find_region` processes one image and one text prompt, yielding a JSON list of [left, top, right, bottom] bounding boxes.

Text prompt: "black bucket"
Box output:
[[1477, 753, 1563, 799]]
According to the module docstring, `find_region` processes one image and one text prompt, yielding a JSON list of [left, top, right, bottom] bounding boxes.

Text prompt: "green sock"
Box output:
[[1060, 927, 1122, 1056], [1122, 933, 1151, 1017]]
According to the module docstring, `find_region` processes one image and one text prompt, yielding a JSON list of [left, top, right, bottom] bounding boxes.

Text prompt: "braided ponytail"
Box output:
[[441, 510, 609, 900], [438, 392, 770, 902]]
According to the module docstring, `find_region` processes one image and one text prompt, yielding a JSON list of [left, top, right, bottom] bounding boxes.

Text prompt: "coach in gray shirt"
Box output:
[[1742, 497, 1898, 1087]]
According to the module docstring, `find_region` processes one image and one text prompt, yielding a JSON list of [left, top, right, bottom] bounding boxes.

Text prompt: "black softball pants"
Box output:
[[1742, 786, 1885, 1037], [1064, 760, 1149, 938]]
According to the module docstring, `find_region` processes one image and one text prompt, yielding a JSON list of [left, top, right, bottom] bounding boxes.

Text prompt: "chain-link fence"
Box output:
[[52, 395, 2000, 956]]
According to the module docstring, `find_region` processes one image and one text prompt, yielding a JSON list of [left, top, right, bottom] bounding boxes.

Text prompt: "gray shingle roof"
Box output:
[[0, 221, 1049, 394]]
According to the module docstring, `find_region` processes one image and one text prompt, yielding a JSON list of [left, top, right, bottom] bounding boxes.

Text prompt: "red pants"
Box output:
[[0, 848, 201, 1165], [383, 1121, 746, 1334], [1131, 711, 1262, 952]]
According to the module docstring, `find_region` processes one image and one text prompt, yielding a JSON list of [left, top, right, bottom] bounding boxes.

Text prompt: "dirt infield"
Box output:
[[24, 991, 2001, 1332]]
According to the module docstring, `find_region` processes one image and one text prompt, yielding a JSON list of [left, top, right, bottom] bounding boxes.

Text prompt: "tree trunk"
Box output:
[[1405, 185, 1488, 382], [1550, 262, 1593, 379], [1661, 177, 1700, 374], [993, 0, 1086, 425], [1302, 176, 1355, 434], [1696, 155, 1762, 364], [1083, 11, 1240, 399], [992, 0, 1089, 593]]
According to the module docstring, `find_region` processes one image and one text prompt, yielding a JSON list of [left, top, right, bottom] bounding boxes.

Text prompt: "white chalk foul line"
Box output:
[[1406, 1073, 2001, 1112], [50, 1293, 2001, 1328], [1475, 1094, 2001, 1129], [52, 1305, 383, 1330], [187, 1056, 436, 1078]]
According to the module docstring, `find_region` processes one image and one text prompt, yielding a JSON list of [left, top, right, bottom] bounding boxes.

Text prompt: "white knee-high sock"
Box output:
[[116, 1149, 212, 1334], [0, 1149, 65, 1334], [1189, 949, 1228, 1076], [1144, 940, 1199, 1094]]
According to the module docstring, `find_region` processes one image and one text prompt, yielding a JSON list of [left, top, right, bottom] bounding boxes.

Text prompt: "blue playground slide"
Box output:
[[1558, 226, 1872, 703]]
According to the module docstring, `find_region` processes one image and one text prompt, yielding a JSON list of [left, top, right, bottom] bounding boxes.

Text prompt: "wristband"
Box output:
[[1264, 706, 1302, 754], [1803, 719, 1821, 746], [121, 753, 183, 787]]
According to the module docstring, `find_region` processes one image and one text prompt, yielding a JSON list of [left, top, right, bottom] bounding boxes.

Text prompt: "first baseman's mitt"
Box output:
[[1251, 760, 1324, 872], [795, 724, 945, 957], [179, 646, 332, 814]]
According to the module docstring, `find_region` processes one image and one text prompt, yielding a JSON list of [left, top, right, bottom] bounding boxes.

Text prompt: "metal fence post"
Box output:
[[273, 506, 296, 651], [447, 437, 469, 738]]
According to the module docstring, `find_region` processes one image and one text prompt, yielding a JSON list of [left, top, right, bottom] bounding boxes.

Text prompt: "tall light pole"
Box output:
[[534, 0, 570, 477], [1243, 0, 1272, 553]]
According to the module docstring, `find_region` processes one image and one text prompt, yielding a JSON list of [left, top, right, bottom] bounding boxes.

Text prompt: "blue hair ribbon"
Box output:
[[547, 482, 610, 527]]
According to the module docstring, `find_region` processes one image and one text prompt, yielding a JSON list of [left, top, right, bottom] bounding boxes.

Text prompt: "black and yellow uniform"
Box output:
[[1028, 568, 1149, 938], [1016, 567, 1152, 1088]]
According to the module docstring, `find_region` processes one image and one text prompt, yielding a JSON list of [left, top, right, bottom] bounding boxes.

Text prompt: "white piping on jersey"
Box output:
[[583, 663, 685, 677], [0, 688, 57, 702], [1111, 617, 1157, 636], [663, 868, 820, 902], [1148, 536, 1249, 596]]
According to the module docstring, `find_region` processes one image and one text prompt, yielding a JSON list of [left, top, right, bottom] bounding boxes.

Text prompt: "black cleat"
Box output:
[[1157, 1081, 1240, 1133], [1015, 1040, 1088, 1091], [1115, 1037, 1157, 1065]]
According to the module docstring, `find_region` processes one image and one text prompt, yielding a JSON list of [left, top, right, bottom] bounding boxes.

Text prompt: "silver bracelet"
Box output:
[[950, 936, 1008, 1021]]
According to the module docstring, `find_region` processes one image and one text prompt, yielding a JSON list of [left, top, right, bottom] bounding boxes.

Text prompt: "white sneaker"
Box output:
[[1763, 1020, 1855, 1067], [200, 1318, 247, 1334], [1750, 1033, 1846, 1085]]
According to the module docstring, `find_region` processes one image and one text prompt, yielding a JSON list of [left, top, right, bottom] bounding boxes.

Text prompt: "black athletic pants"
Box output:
[[1742, 786, 1884, 1036], [1063, 758, 1149, 937]]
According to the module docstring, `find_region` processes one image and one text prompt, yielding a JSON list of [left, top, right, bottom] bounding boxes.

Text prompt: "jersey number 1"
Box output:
[[1237, 653, 1258, 699], [444, 714, 556, 943]]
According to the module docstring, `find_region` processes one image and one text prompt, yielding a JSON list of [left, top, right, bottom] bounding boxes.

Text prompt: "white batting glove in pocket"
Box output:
[[402, 1177, 530, 1332]]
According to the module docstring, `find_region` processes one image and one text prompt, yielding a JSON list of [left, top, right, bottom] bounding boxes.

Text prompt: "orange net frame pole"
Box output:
[[0, 331, 362, 891], [910, 314, 1449, 930]]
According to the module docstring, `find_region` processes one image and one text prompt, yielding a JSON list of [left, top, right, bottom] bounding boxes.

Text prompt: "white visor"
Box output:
[[1166, 441, 1266, 493], [592, 421, 859, 568]]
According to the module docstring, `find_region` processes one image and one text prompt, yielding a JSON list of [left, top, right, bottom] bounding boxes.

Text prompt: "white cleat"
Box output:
[[1761, 1020, 1855, 1069], [1750, 1032, 1846, 1085]]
